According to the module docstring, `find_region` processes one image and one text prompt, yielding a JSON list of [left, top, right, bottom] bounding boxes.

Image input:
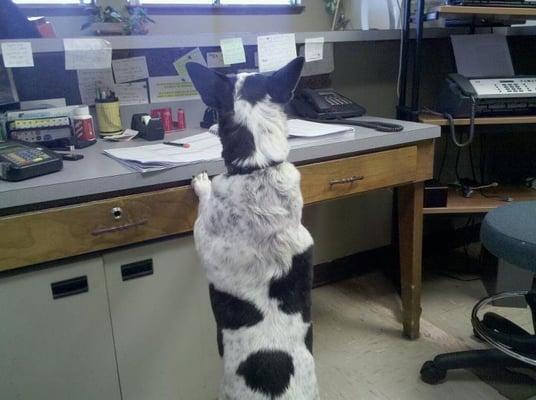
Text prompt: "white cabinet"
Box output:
[[103, 235, 221, 400], [0, 257, 121, 400]]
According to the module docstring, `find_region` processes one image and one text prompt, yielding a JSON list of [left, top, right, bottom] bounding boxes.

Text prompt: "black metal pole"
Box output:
[[410, 0, 425, 117], [397, 0, 413, 119]]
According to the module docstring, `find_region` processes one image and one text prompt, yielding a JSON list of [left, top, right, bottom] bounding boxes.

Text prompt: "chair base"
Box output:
[[420, 349, 532, 384]]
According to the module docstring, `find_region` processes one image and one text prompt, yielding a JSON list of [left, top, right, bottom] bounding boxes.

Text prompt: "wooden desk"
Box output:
[[0, 120, 438, 339]]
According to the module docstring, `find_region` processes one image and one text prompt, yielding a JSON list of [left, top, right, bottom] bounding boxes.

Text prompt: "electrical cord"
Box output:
[[299, 116, 404, 133]]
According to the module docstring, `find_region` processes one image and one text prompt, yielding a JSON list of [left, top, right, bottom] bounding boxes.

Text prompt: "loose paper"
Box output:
[[257, 34, 297, 73], [148, 76, 199, 103], [220, 38, 246, 65], [206, 52, 229, 68], [77, 69, 115, 106], [304, 37, 324, 62], [112, 56, 149, 84], [64, 38, 112, 70], [451, 34, 514, 78], [173, 48, 207, 83], [116, 82, 149, 106], [1, 42, 34, 68]]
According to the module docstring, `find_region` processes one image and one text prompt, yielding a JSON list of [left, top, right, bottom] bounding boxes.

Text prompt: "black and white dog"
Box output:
[[186, 57, 319, 400]]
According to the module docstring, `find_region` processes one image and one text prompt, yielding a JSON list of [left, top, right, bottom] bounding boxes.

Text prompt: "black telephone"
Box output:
[[289, 88, 403, 132], [290, 88, 366, 120]]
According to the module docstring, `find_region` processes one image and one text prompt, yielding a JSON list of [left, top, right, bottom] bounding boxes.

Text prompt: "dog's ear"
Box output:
[[268, 57, 305, 104], [186, 62, 232, 109]]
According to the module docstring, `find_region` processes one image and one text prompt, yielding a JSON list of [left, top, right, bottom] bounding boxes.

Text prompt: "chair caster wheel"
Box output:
[[420, 361, 447, 384]]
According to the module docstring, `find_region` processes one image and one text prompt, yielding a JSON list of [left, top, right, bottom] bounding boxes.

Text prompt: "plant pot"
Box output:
[[84, 22, 125, 36]]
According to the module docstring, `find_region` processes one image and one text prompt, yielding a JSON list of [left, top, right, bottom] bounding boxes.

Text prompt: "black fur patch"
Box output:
[[218, 115, 256, 174], [239, 74, 269, 105], [305, 325, 313, 354], [237, 350, 295, 397], [209, 284, 264, 357], [269, 247, 314, 322]]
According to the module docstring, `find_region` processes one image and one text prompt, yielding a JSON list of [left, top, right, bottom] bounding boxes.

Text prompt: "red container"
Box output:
[[74, 116, 96, 142], [151, 108, 173, 132], [177, 108, 186, 130]]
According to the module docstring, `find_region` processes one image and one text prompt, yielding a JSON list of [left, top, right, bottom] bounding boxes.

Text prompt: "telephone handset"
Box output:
[[290, 88, 366, 120], [289, 88, 403, 133]]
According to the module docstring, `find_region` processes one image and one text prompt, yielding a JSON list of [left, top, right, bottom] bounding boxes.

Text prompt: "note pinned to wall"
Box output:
[[116, 82, 149, 106], [220, 38, 246, 65], [173, 48, 207, 83], [1, 42, 34, 68], [77, 69, 115, 106], [257, 34, 297, 73], [64, 38, 112, 70], [206, 52, 229, 69], [304, 37, 324, 62], [112, 56, 149, 84], [148, 76, 199, 103]]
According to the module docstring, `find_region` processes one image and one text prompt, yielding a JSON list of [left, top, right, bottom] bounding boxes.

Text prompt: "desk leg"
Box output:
[[398, 182, 424, 340]]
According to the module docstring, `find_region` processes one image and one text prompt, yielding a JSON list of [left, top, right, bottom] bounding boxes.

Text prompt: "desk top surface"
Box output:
[[0, 117, 439, 210]]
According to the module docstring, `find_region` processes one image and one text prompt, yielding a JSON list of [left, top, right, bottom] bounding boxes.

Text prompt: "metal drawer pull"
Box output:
[[51, 276, 88, 300], [91, 219, 148, 236], [329, 175, 364, 188]]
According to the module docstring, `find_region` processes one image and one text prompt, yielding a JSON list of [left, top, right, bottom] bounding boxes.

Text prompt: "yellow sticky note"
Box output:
[[220, 38, 246, 65]]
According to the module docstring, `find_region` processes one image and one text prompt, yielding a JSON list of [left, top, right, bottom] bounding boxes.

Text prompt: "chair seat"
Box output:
[[481, 201, 536, 272]]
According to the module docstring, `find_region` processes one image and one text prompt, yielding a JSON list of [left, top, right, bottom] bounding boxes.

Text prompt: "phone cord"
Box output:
[[299, 117, 404, 133]]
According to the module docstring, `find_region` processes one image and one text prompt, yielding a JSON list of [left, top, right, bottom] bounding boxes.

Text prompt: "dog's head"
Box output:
[[186, 57, 304, 174]]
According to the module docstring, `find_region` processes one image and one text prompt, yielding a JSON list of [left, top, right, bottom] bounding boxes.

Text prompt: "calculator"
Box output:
[[0, 140, 63, 181]]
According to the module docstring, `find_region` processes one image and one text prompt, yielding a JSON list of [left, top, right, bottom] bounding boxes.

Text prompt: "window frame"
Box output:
[[16, 0, 304, 17]]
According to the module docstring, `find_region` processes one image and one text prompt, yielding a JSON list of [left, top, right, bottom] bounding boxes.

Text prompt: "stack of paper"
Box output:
[[103, 132, 222, 173], [287, 119, 354, 137]]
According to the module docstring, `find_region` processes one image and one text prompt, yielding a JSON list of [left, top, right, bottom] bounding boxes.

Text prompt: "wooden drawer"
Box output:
[[0, 187, 198, 272], [299, 146, 418, 204]]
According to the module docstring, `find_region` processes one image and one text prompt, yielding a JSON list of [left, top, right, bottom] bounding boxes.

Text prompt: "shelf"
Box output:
[[424, 185, 536, 214], [419, 113, 536, 126], [428, 5, 536, 18]]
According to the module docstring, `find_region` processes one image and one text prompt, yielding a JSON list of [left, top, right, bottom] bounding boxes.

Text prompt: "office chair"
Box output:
[[420, 201, 536, 384]]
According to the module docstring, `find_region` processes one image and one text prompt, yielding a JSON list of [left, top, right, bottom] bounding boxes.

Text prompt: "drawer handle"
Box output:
[[121, 259, 154, 281], [51, 276, 88, 300], [329, 175, 364, 188], [111, 207, 123, 220], [91, 219, 148, 236]]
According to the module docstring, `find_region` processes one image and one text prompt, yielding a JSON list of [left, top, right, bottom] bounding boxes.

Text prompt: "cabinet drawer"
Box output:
[[0, 186, 198, 272], [299, 146, 418, 204]]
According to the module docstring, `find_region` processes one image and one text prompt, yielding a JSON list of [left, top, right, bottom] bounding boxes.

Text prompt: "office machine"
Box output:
[[289, 88, 403, 132], [290, 88, 366, 120], [438, 73, 536, 117], [446, 0, 536, 7], [7, 116, 73, 148], [0, 140, 63, 181]]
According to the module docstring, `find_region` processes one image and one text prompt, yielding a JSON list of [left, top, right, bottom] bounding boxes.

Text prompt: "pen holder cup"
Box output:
[[95, 98, 122, 136], [131, 113, 165, 141]]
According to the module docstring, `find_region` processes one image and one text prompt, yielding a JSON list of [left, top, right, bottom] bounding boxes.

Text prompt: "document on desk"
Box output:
[[103, 132, 222, 173], [287, 119, 354, 137]]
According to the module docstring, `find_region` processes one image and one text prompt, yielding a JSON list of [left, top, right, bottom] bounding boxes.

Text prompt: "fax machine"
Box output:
[[438, 73, 536, 118]]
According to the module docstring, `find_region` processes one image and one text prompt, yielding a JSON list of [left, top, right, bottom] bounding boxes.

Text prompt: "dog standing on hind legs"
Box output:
[[187, 57, 320, 400]]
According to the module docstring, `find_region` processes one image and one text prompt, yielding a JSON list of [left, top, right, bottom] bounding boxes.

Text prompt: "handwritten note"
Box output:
[[220, 38, 246, 65], [77, 69, 115, 106], [173, 48, 207, 83], [116, 82, 149, 105], [148, 76, 199, 103], [257, 34, 297, 73], [305, 37, 324, 62], [112, 56, 149, 83], [1, 42, 34, 68], [64, 38, 112, 70], [206, 52, 228, 68]]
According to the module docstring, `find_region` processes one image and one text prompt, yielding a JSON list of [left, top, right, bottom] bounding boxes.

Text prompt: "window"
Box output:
[[14, 0, 92, 4], [129, 0, 299, 5]]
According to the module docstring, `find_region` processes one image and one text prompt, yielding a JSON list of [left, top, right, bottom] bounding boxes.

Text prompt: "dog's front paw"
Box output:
[[192, 172, 211, 200]]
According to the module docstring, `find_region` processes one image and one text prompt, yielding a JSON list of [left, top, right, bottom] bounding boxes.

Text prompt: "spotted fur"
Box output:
[[187, 58, 319, 400]]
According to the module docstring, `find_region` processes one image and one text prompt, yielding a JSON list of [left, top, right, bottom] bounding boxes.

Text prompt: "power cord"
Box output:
[[300, 117, 404, 133]]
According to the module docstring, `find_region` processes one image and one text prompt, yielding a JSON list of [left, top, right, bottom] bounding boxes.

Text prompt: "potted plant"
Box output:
[[81, 5, 155, 36]]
